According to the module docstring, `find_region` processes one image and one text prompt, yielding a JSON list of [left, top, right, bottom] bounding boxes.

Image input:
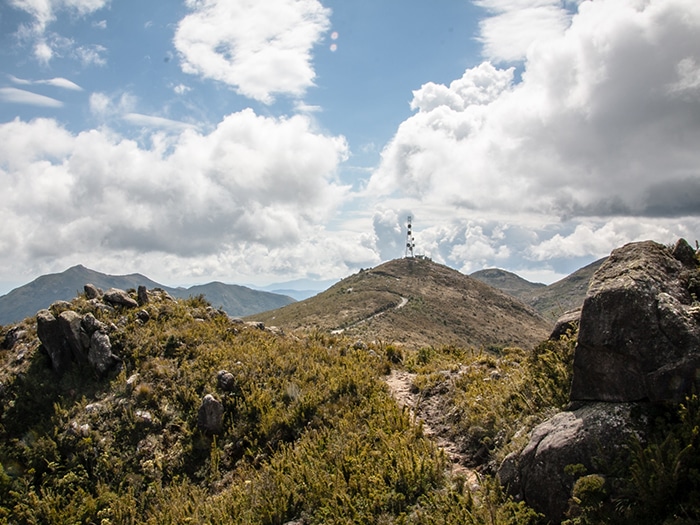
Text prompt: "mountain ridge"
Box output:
[[0, 265, 295, 325], [471, 258, 607, 320]]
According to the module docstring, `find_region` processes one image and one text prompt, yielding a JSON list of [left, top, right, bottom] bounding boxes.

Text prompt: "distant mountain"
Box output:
[[471, 259, 607, 321], [249, 257, 551, 349], [258, 277, 339, 301], [470, 268, 546, 299], [182, 282, 295, 317], [0, 265, 295, 325], [524, 258, 606, 320]]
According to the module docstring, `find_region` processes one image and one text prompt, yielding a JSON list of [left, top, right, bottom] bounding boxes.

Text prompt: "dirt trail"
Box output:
[[385, 369, 479, 489], [331, 296, 408, 335]]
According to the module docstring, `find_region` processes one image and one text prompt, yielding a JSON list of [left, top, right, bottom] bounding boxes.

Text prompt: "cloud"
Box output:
[[475, 0, 573, 62], [9, 0, 109, 64], [362, 0, 700, 283], [0, 111, 349, 274], [10, 75, 83, 91], [0, 87, 63, 107], [123, 113, 198, 131], [73, 44, 107, 66], [369, 0, 700, 222], [9, 0, 110, 32], [174, 0, 331, 103]]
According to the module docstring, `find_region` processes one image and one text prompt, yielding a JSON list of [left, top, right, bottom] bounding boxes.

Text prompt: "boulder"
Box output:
[[137, 285, 149, 306], [88, 330, 120, 376], [498, 403, 645, 522], [197, 394, 224, 434], [103, 288, 138, 309], [37, 309, 71, 373], [2, 327, 27, 350], [217, 370, 236, 392], [81, 312, 107, 336], [58, 310, 88, 365], [571, 239, 700, 403], [84, 283, 101, 300], [549, 309, 580, 341]]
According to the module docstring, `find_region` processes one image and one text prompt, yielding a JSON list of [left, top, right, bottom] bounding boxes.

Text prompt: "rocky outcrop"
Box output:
[[500, 239, 700, 521], [36, 289, 135, 375], [499, 403, 645, 521], [571, 239, 700, 403], [37, 308, 121, 375]]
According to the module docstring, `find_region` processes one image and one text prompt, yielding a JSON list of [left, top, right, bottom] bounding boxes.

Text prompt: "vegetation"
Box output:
[[1, 288, 699, 524], [250, 257, 550, 350], [0, 292, 541, 524]]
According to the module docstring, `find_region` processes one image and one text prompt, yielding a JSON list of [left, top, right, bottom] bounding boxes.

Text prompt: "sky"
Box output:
[[1, 0, 699, 295]]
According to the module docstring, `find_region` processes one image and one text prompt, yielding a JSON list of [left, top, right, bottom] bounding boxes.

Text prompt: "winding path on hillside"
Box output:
[[331, 295, 408, 335], [385, 369, 479, 489]]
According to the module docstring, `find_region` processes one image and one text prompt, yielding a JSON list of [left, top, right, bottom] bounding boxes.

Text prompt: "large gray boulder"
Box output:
[[571, 239, 700, 403], [498, 403, 645, 522]]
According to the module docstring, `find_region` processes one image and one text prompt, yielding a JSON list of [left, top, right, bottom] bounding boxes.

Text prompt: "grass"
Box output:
[[2, 287, 699, 524]]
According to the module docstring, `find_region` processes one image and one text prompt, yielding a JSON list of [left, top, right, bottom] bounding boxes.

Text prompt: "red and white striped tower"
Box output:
[[405, 215, 415, 258]]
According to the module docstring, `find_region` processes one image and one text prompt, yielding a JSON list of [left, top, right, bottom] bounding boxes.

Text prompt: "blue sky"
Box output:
[[1, 0, 699, 295]]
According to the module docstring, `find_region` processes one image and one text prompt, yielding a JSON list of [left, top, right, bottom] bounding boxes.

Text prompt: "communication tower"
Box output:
[[405, 215, 415, 258]]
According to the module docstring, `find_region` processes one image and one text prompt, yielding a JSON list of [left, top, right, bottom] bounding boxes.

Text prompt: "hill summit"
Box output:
[[251, 257, 550, 349]]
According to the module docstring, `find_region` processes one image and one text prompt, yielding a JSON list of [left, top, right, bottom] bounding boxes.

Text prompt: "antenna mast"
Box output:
[[405, 215, 415, 258]]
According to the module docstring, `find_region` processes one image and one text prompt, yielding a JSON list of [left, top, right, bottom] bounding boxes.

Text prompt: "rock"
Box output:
[[498, 403, 645, 522], [126, 373, 140, 394], [571, 240, 700, 403], [58, 310, 88, 364], [136, 309, 150, 323], [37, 309, 71, 373], [137, 285, 149, 306], [671, 238, 697, 267], [217, 370, 236, 392], [84, 283, 101, 299], [88, 330, 120, 376], [549, 309, 580, 341], [103, 288, 139, 309], [49, 300, 72, 316], [37, 307, 121, 376], [197, 394, 224, 434], [2, 327, 27, 350], [81, 312, 107, 336]]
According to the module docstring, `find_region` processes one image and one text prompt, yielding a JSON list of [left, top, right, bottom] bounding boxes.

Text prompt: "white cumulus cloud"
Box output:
[[365, 0, 700, 281], [369, 0, 700, 220], [174, 0, 331, 104], [0, 112, 349, 278]]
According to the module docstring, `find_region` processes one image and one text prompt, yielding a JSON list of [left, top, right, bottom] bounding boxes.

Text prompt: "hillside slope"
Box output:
[[524, 258, 606, 320], [0, 265, 294, 324], [470, 268, 546, 299], [471, 259, 606, 321], [251, 257, 550, 349]]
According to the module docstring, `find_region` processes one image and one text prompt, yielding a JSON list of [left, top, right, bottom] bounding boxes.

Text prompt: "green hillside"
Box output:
[[1, 270, 698, 523], [250, 257, 550, 350]]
